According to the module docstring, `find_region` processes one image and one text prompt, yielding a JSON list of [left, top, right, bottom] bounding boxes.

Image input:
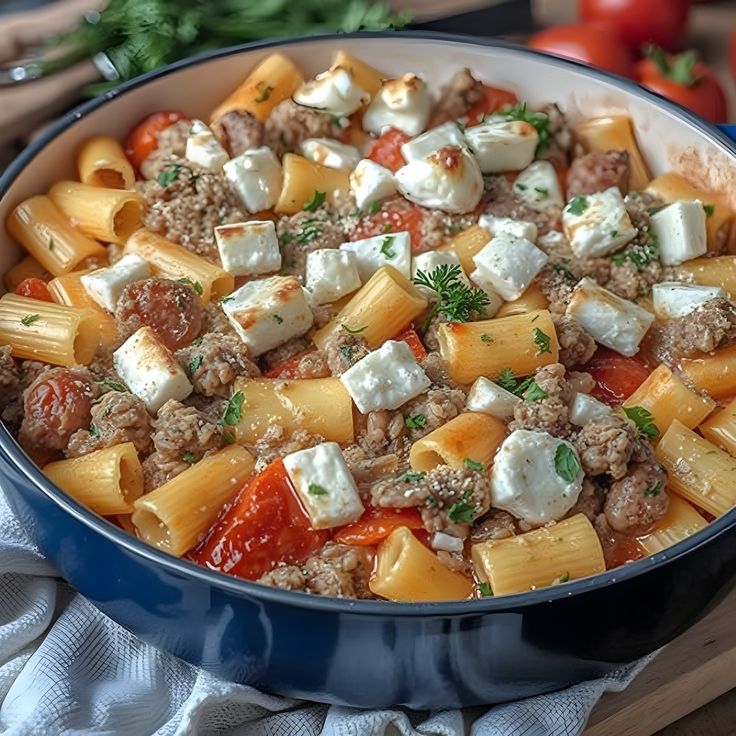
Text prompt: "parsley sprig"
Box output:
[[623, 405, 660, 439], [499, 102, 551, 154]]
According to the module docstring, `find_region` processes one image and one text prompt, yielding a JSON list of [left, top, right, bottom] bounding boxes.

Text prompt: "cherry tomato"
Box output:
[[586, 349, 650, 405], [116, 277, 202, 351], [333, 507, 424, 546], [15, 277, 53, 302], [190, 459, 329, 580], [465, 84, 518, 126], [528, 24, 635, 78], [579, 0, 690, 53], [352, 200, 426, 254], [366, 127, 411, 172], [124, 110, 189, 169], [394, 327, 427, 363], [636, 48, 728, 123]]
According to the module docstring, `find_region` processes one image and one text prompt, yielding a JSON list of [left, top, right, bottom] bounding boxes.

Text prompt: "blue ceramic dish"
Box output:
[[1, 33, 735, 709]]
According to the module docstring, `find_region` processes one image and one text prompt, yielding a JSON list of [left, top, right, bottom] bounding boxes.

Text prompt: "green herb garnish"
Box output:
[[380, 235, 396, 259], [181, 451, 195, 463], [643, 481, 662, 497], [192, 336, 203, 346], [157, 165, 181, 187], [478, 582, 494, 597], [308, 483, 327, 496], [703, 204, 715, 217], [611, 242, 659, 269], [297, 224, 322, 244], [220, 391, 244, 426], [303, 190, 326, 212], [524, 380, 548, 402], [177, 277, 203, 295], [89, 423, 100, 438], [254, 82, 273, 102], [341, 323, 367, 334], [273, 314, 283, 324], [532, 327, 551, 356], [399, 471, 425, 483], [188, 355, 203, 375], [48, 237, 55, 251], [220, 295, 234, 304], [20, 314, 40, 326], [100, 378, 126, 392], [447, 500, 476, 523], [368, 201, 382, 214], [554, 444, 581, 482], [464, 458, 485, 473], [500, 102, 551, 154], [566, 195, 589, 216], [405, 414, 426, 430], [339, 345, 355, 364], [496, 368, 518, 392], [623, 405, 660, 439], [559, 572, 570, 583], [480, 333, 494, 344], [534, 186, 549, 199]]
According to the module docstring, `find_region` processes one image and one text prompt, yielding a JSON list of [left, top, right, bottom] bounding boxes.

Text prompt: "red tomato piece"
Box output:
[[528, 24, 634, 79], [579, 0, 690, 53], [189, 459, 329, 580], [608, 533, 645, 568], [730, 28, 736, 84], [394, 327, 427, 363], [352, 200, 426, 254], [15, 277, 53, 302], [465, 84, 518, 126], [333, 507, 424, 547], [586, 349, 650, 405], [366, 128, 411, 172], [124, 110, 189, 169], [263, 350, 314, 379]]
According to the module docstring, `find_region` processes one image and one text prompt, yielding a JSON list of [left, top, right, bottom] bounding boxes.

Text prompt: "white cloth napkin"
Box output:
[[0, 488, 654, 736]]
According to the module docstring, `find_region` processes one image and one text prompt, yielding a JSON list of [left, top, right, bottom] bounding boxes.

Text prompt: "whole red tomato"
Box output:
[[636, 47, 727, 123], [579, 0, 690, 53], [730, 27, 736, 83], [528, 24, 634, 78]]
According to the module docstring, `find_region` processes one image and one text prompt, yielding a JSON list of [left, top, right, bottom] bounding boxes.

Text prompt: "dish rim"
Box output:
[[1, 29, 735, 616]]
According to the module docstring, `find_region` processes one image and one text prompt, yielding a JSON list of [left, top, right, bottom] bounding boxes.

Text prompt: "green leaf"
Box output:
[[496, 368, 518, 392], [308, 483, 327, 496], [566, 195, 589, 216], [499, 102, 552, 154], [20, 314, 40, 326], [644, 45, 701, 87], [181, 451, 195, 463], [447, 500, 476, 523], [464, 458, 485, 472], [554, 444, 581, 482], [254, 81, 273, 102], [192, 336, 203, 346], [368, 201, 382, 214], [623, 405, 660, 439], [611, 242, 659, 269], [399, 471, 426, 483], [643, 480, 662, 497], [297, 224, 322, 244], [341, 323, 367, 334], [220, 295, 234, 303], [303, 190, 326, 212], [273, 314, 283, 324], [703, 203, 715, 217], [89, 423, 100, 438], [478, 582, 494, 597], [48, 236, 55, 251], [380, 235, 397, 259], [188, 354, 203, 375], [157, 165, 181, 187], [480, 333, 494, 344], [532, 327, 552, 356], [524, 380, 547, 402], [100, 378, 126, 392], [559, 572, 570, 583], [220, 391, 245, 426], [177, 277, 203, 295], [405, 414, 426, 430], [339, 345, 355, 365]]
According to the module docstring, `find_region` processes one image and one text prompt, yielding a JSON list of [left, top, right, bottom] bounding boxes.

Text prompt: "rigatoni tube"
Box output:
[[636, 495, 707, 555], [275, 154, 350, 214], [681, 344, 736, 400], [77, 135, 136, 189], [700, 396, 736, 457]]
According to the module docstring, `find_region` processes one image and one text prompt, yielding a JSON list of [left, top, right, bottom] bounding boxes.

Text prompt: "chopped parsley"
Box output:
[[405, 414, 426, 430], [399, 471, 426, 483], [350, 207, 363, 218], [188, 355, 203, 375], [500, 102, 551, 153], [559, 572, 570, 583], [47, 236, 55, 251], [534, 186, 549, 199], [524, 380, 548, 402], [515, 183, 527, 191], [303, 190, 326, 212], [308, 483, 328, 496], [610, 230, 619, 238], [380, 235, 397, 259], [447, 499, 476, 523], [554, 444, 581, 482], [478, 582, 494, 597], [464, 458, 485, 473], [623, 405, 660, 439], [552, 264, 578, 283], [611, 242, 659, 269], [455, 120, 466, 134], [220, 295, 235, 303], [368, 201, 382, 214], [157, 165, 181, 187], [703, 203, 715, 217], [339, 345, 355, 365], [341, 323, 367, 334], [496, 368, 519, 392], [413, 264, 490, 331], [382, 223, 394, 233], [100, 378, 126, 392], [220, 391, 245, 426], [273, 314, 283, 324], [480, 333, 494, 344], [192, 336, 203, 346], [279, 231, 294, 245], [254, 82, 273, 102], [89, 423, 100, 438], [20, 314, 40, 326], [566, 195, 589, 216], [532, 327, 552, 356], [643, 480, 662, 497], [181, 451, 195, 463], [177, 277, 203, 295], [297, 224, 322, 244], [425, 494, 438, 508]]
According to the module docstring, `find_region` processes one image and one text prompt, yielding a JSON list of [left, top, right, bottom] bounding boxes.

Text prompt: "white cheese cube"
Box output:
[[349, 159, 397, 210], [293, 67, 369, 117], [652, 281, 726, 320], [467, 269, 503, 317], [562, 187, 638, 259], [513, 160, 565, 211], [569, 392, 612, 426], [113, 326, 192, 413], [340, 340, 431, 413], [223, 147, 282, 213], [464, 119, 538, 173], [185, 120, 229, 171], [81, 254, 150, 312], [651, 200, 707, 266], [395, 145, 483, 214], [305, 249, 361, 305], [362, 74, 432, 137], [478, 214, 538, 243], [400, 122, 466, 162], [340, 231, 411, 281], [466, 376, 519, 420], [472, 233, 548, 301], [566, 277, 654, 357], [299, 138, 361, 170], [283, 442, 364, 530], [221, 275, 314, 357], [412, 250, 469, 297], [431, 531, 464, 552], [214, 220, 281, 276], [491, 429, 584, 525]]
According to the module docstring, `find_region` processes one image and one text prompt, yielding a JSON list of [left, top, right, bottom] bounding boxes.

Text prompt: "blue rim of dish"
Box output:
[[1, 30, 735, 616]]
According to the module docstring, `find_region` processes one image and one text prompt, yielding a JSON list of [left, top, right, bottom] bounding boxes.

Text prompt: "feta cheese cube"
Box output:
[[400, 121, 466, 162], [299, 138, 361, 170], [221, 275, 314, 357], [214, 220, 281, 276], [650, 200, 707, 266], [293, 67, 370, 117], [412, 250, 469, 298], [81, 254, 150, 312], [569, 392, 612, 426], [491, 429, 584, 525], [395, 145, 483, 214], [362, 74, 432, 137], [283, 442, 364, 529], [467, 269, 503, 317], [340, 340, 431, 413], [185, 120, 229, 171], [431, 531, 464, 552], [113, 326, 192, 412], [349, 159, 397, 210], [566, 277, 654, 357], [466, 376, 519, 420], [513, 160, 565, 211], [464, 119, 538, 173], [652, 281, 726, 320], [562, 187, 638, 258], [340, 231, 411, 281], [305, 249, 361, 305], [223, 147, 282, 213], [472, 233, 548, 301], [478, 214, 538, 243]]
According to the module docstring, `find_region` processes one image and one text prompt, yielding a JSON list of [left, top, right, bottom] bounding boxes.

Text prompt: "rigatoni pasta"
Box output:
[[77, 135, 136, 189], [681, 344, 736, 400], [275, 154, 350, 214], [438, 224, 491, 273], [637, 495, 707, 555], [495, 282, 549, 318], [4, 255, 51, 292], [699, 397, 736, 457]]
